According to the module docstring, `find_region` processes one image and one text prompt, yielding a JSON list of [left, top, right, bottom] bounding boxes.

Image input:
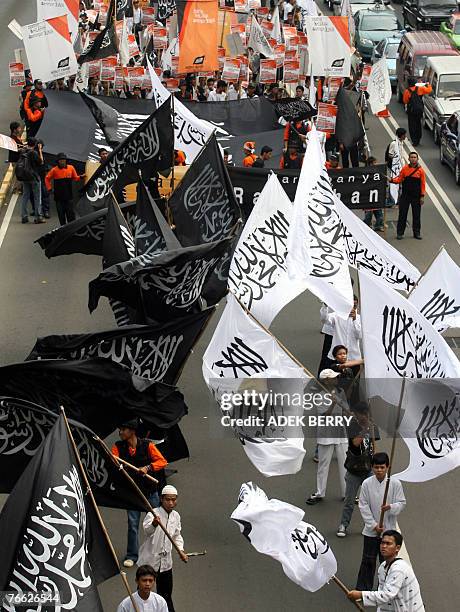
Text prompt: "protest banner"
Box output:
[[284, 59, 300, 84], [305, 16, 351, 77], [222, 58, 241, 82], [21, 15, 78, 83], [275, 43, 286, 69], [316, 102, 337, 134], [153, 27, 168, 49], [259, 59, 277, 84], [360, 64, 372, 91], [9, 62, 25, 87], [100, 57, 118, 82], [178, 0, 219, 74], [0, 134, 19, 152]]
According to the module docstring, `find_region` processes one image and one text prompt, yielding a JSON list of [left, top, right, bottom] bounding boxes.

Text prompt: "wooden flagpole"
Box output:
[[407, 244, 444, 298], [96, 435, 188, 563], [114, 455, 159, 484], [61, 408, 140, 612], [378, 376, 406, 529], [167, 93, 175, 227], [331, 576, 365, 611]]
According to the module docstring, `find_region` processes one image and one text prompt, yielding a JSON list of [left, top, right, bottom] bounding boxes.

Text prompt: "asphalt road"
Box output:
[[0, 2, 459, 611]]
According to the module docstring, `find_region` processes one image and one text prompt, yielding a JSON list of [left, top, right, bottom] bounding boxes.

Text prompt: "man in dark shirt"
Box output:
[[45, 153, 85, 225], [19, 138, 45, 224]]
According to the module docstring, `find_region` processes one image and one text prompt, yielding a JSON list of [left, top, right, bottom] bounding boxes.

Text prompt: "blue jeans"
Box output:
[[363, 209, 383, 229], [20, 180, 42, 219], [126, 490, 160, 561]]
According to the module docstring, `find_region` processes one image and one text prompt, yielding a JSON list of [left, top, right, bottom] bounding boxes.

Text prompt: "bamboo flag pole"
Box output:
[[407, 244, 444, 298], [378, 376, 406, 529], [61, 408, 140, 612], [167, 93, 175, 227], [331, 576, 365, 611], [113, 455, 159, 484], [96, 435, 188, 563]]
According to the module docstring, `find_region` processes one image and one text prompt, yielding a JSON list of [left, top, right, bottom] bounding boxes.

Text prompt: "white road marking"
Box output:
[[0, 193, 18, 250], [378, 116, 460, 245]]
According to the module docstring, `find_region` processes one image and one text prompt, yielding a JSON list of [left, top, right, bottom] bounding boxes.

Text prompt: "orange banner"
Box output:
[[178, 0, 219, 74]]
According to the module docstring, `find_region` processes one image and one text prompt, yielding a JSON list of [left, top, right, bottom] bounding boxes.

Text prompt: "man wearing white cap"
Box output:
[[138, 485, 187, 612]]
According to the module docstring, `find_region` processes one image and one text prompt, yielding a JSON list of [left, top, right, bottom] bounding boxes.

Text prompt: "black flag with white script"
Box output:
[[0, 358, 187, 438], [77, 20, 118, 65], [27, 308, 215, 386], [76, 99, 173, 212], [168, 134, 242, 304], [35, 202, 136, 258], [0, 397, 150, 511], [80, 91, 122, 147], [89, 238, 233, 320], [0, 413, 119, 610]]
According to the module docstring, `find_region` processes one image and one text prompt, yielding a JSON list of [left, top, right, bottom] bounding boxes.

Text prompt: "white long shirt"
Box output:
[[327, 312, 362, 360], [117, 591, 168, 612], [207, 90, 227, 102], [138, 507, 184, 573], [359, 475, 406, 538], [320, 304, 334, 336], [362, 559, 425, 611]]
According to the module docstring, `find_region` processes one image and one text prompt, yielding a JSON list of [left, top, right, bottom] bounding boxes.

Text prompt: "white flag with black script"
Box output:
[[286, 127, 353, 317], [393, 378, 460, 482], [203, 294, 309, 476], [231, 482, 337, 592], [409, 247, 460, 333], [248, 15, 275, 59], [229, 172, 306, 327], [334, 193, 420, 293]]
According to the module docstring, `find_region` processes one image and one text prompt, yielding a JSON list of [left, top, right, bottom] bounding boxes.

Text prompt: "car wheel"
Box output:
[[397, 87, 403, 103], [423, 111, 429, 129], [456, 159, 460, 186], [440, 143, 446, 165], [433, 124, 440, 145]]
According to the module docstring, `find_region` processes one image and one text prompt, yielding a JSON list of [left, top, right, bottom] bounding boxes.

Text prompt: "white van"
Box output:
[[422, 56, 460, 144]]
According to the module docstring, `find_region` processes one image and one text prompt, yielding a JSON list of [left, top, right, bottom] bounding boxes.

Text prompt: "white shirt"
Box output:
[[359, 475, 406, 538], [226, 85, 239, 101], [138, 507, 184, 573], [133, 7, 143, 25], [363, 559, 425, 611], [117, 591, 168, 612], [327, 312, 362, 360], [388, 139, 405, 164], [207, 90, 227, 102], [316, 387, 349, 445], [283, 4, 294, 20]]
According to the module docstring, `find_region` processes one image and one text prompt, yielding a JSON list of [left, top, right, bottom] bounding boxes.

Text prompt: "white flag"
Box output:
[[271, 6, 282, 43], [393, 378, 460, 482], [231, 483, 337, 592], [146, 58, 214, 163], [409, 247, 460, 332], [334, 194, 420, 293], [305, 16, 351, 78], [248, 16, 274, 59], [203, 294, 309, 476], [228, 173, 307, 327], [119, 17, 130, 67], [359, 270, 460, 402], [22, 16, 78, 83], [286, 127, 353, 318], [367, 58, 392, 114]]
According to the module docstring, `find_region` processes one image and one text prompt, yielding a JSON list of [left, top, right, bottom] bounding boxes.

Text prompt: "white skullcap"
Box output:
[[319, 368, 340, 379], [161, 485, 178, 496]]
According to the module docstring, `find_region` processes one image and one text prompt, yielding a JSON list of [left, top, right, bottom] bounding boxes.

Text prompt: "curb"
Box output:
[[0, 163, 15, 208]]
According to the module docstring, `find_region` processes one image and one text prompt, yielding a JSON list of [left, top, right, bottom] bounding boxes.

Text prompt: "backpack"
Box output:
[[15, 150, 35, 182], [407, 88, 424, 116]]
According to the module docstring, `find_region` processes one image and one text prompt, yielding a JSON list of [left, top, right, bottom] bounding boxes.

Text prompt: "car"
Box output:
[[440, 12, 460, 50], [422, 55, 460, 144], [354, 7, 403, 62], [332, 0, 391, 16], [403, 0, 459, 31], [371, 35, 403, 90], [439, 111, 460, 184]]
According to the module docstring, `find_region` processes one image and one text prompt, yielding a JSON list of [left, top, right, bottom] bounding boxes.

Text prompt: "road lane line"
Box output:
[[385, 113, 460, 227], [0, 193, 17, 250], [378, 116, 460, 244]]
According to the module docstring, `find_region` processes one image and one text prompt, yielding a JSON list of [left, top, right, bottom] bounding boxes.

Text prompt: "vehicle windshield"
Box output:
[[437, 74, 460, 98], [361, 15, 399, 31], [385, 43, 399, 59], [414, 55, 428, 71], [419, 0, 457, 7]]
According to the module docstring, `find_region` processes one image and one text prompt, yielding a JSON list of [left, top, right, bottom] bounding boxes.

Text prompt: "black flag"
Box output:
[[0, 359, 188, 438], [168, 134, 242, 304], [27, 308, 215, 386], [134, 180, 181, 257], [271, 98, 317, 122], [335, 87, 365, 149], [115, 0, 132, 20], [80, 91, 122, 147], [89, 237, 233, 320], [35, 201, 136, 258], [0, 413, 119, 610], [76, 99, 173, 212], [157, 0, 177, 22], [150, 423, 190, 463], [0, 397, 150, 511], [77, 20, 118, 65]]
